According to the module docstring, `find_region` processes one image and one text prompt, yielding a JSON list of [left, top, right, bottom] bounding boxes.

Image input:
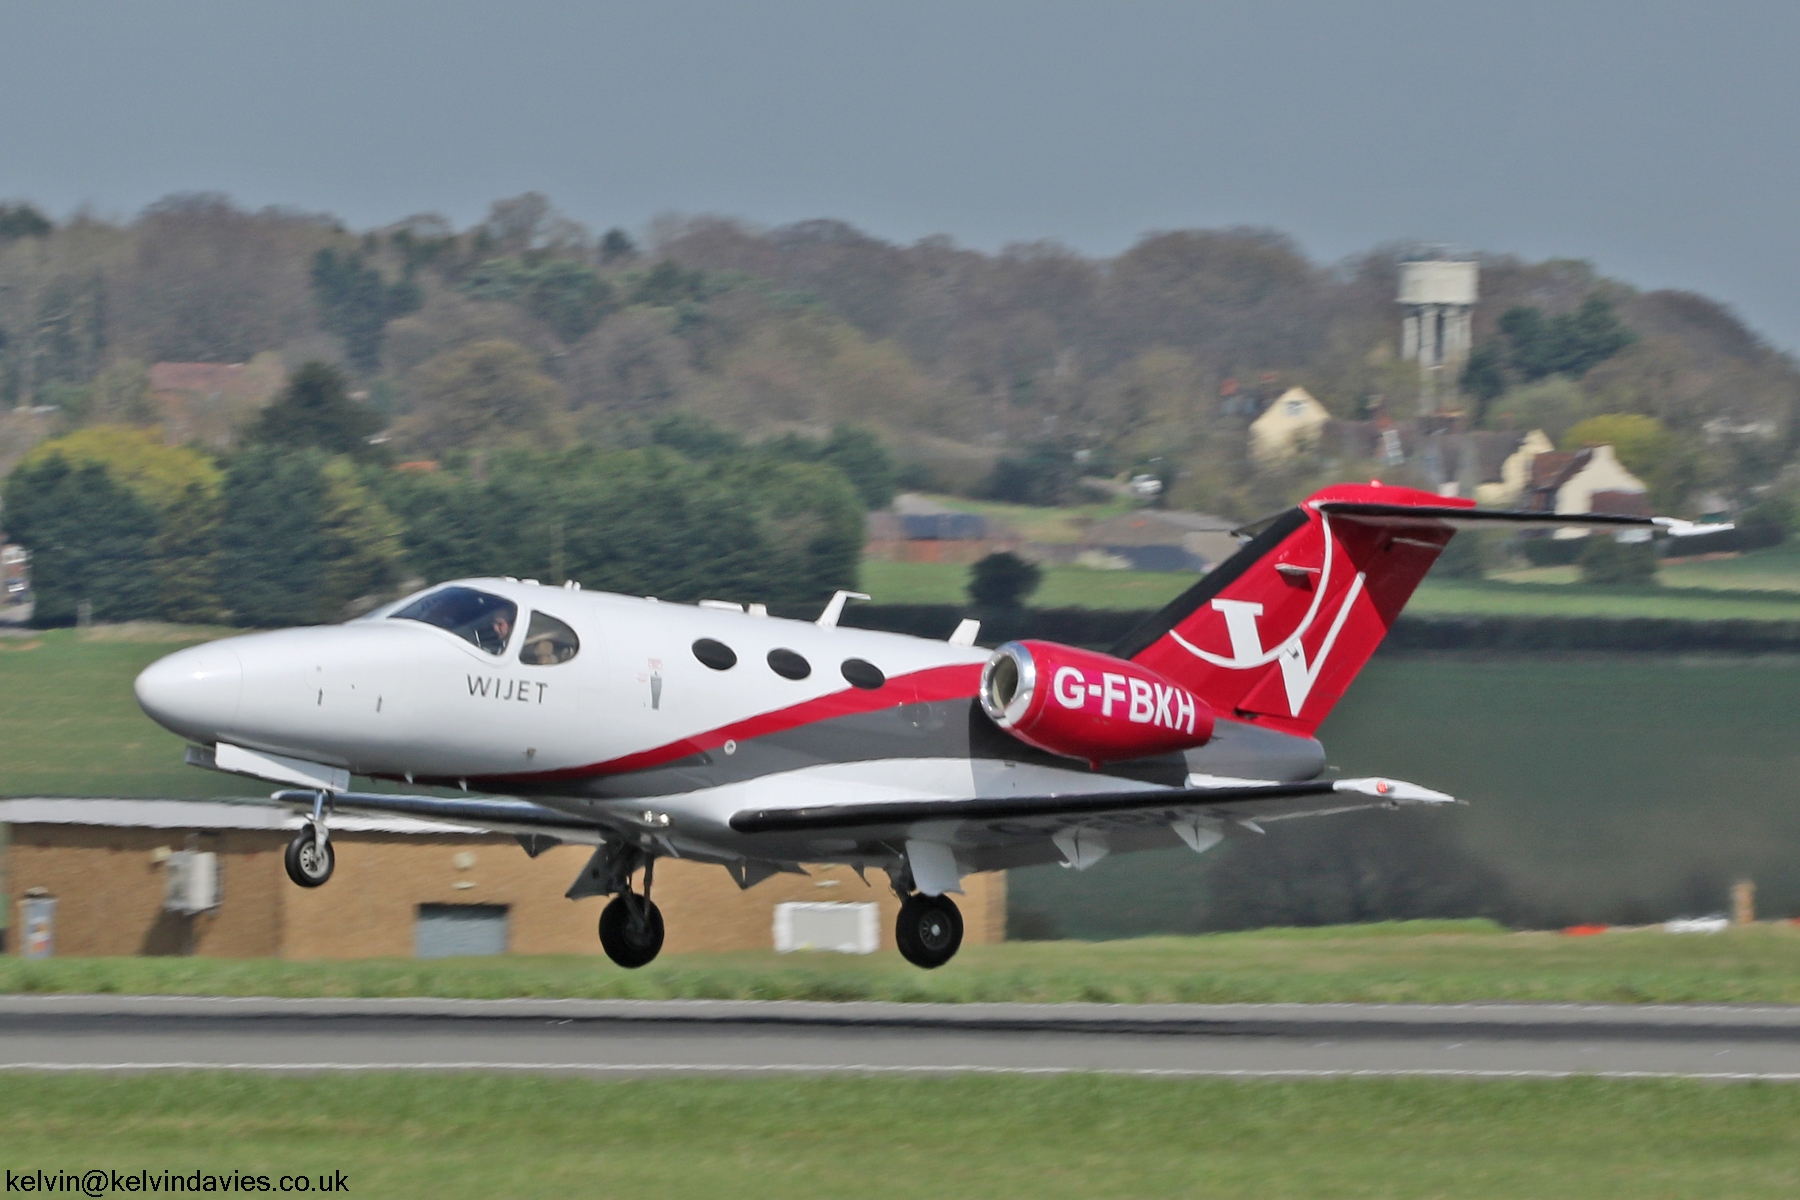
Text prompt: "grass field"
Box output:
[[0, 626, 254, 799], [860, 558, 1192, 608], [1663, 540, 1800, 591], [8, 921, 1800, 1003], [860, 554, 1800, 617], [3, 1073, 1798, 1198]]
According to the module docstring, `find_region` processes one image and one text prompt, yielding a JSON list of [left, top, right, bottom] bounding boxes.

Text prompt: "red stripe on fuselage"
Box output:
[[475, 661, 984, 785]]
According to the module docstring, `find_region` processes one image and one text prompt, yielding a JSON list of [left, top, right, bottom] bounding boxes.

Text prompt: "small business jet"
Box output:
[[134, 482, 1708, 968]]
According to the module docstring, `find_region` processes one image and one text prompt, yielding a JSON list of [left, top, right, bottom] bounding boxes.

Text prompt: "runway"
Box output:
[[5, 996, 1800, 1080]]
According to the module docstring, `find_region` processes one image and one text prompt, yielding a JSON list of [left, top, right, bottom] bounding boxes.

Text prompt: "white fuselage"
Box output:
[[137, 579, 1159, 865]]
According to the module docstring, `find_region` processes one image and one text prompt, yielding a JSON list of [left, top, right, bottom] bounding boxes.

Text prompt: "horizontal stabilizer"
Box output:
[[1310, 501, 1726, 537]]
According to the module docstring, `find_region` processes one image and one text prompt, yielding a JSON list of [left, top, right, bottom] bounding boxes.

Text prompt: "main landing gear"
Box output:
[[598, 857, 665, 969], [284, 792, 335, 888], [895, 892, 963, 969]]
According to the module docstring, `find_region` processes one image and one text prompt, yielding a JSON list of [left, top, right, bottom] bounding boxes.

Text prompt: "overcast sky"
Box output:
[[5, 1, 1799, 347]]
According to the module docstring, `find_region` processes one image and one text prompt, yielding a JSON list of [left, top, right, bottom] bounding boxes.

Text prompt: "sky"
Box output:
[[5, 1, 1799, 347]]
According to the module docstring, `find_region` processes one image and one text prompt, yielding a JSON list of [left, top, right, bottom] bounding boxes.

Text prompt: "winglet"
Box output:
[[1332, 777, 1456, 804], [1655, 517, 1735, 537], [948, 618, 981, 646]]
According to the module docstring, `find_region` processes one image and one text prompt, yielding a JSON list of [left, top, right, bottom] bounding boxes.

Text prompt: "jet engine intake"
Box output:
[[978, 639, 1214, 763]]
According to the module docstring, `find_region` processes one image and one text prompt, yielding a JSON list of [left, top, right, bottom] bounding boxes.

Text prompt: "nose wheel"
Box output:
[[284, 827, 335, 887], [895, 893, 963, 969]]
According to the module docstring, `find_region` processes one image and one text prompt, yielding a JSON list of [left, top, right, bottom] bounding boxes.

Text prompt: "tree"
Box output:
[[1497, 295, 1636, 383], [2, 456, 162, 625], [0, 204, 52, 241], [464, 257, 616, 343], [213, 449, 399, 624], [80, 362, 156, 426], [248, 361, 384, 457], [650, 413, 744, 459], [153, 484, 225, 623], [1578, 535, 1658, 585], [316, 458, 406, 613], [1561, 413, 1673, 478], [755, 423, 898, 509], [16, 426, 221, 510], [311, 248, 423, 374], [214, 448, 328, 625], [379, 446, 861, 610], [1459, 341, 1508, 415], [1498, 306, 1553, 380], [968, 552, 1042, 609], [599, 228, 637, 264], [631, 260, 707, 308], [396, 339, 568, 453], [982, 442, 1078, 506], [818, 425, 898, 510]]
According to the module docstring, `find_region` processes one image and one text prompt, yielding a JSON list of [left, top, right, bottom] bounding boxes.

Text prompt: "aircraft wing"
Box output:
[[270, 788, 607, 845], [729, 775, 1454, 838]]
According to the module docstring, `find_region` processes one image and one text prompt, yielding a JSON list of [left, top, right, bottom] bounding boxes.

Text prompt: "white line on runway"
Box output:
[[6, 1062, 1800, 1081]]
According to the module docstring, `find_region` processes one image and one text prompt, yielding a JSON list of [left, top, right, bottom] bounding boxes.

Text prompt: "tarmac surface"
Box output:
[[6, 996, 1800, 1079]]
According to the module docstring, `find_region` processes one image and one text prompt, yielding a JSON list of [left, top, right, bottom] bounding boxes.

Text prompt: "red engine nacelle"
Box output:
[[978, 639, 1214, 764]]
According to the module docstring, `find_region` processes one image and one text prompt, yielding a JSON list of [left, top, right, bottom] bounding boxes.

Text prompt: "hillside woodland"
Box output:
[[3, 193, 1800, 625]]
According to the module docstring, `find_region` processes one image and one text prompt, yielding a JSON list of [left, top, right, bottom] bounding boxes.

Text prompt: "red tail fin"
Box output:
[[1112, 483, 1466, 737]]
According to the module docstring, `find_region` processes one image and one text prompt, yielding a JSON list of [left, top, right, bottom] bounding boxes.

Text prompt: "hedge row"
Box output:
[[845, 603, 1800, 654]]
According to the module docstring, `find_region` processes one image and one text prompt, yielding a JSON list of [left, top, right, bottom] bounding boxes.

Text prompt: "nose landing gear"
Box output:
[[598, 857, 665, 968], [284, 827, 335, 887], [284, 792, 335, 888], [895, 892, 963, 969]]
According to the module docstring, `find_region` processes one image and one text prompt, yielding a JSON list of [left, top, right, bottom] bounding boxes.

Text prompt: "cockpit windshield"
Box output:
[[519, 611, 580, 665], [391, 587, 518, 655]]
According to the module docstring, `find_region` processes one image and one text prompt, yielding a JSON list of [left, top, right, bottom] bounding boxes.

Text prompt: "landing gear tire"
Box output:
[[895, 893, 963, 969], [284, 828, 334, 888], [599, 894, 665, 968]]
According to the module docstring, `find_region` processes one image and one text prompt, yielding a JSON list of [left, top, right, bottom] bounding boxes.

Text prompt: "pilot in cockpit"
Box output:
[[477, 609, 513, 655]]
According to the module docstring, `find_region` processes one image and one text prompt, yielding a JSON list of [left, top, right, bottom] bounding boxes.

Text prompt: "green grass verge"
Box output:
[[1662, 540, 1800, 591], [1406, 578, 1800, 619], [860, 556, 1800, 616], [3, 1073, 1799, 1198], [860, 558, 1192, 608], [0, 627, 256, 799], [9, 922, 1800, 1004]]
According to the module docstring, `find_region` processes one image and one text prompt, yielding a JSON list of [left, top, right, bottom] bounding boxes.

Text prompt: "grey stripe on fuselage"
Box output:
[[499, 701, 1324, 801]]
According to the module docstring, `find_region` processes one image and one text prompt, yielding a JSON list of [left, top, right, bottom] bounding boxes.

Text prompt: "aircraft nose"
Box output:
[[135, 642, 243, 742]]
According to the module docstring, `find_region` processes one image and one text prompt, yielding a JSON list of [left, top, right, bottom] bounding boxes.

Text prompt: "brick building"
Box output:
[[0, 798, 1005, 959]]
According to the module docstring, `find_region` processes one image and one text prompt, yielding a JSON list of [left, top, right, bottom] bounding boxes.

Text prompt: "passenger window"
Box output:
[[767, 648, 811, 680], [693, 638, 737, 670], [841, 658, 885, 690], [519, 611, 580, 665], [391, 587, 518, 656]]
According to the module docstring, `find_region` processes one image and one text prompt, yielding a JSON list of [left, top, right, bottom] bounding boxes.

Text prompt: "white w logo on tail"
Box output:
[[1171, 572, 1368, 717]]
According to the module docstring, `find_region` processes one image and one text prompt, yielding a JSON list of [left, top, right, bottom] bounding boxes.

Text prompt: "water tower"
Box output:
[[1398, 257, 1478, 415]]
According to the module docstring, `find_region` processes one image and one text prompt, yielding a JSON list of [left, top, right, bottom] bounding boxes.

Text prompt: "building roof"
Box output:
[[0, 797, 479, 836], [1529, 450, 1583, 492]]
